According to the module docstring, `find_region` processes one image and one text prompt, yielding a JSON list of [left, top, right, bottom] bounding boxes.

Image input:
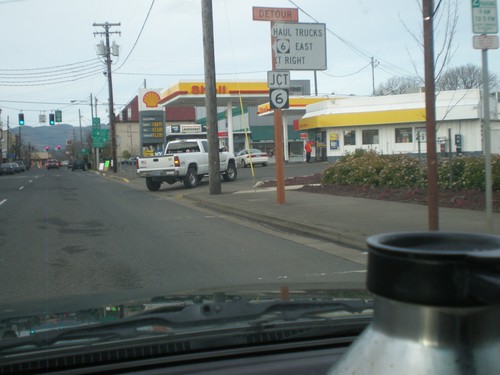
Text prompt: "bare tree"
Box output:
[[376, 75, 423, 95], [436, 64, 499, 91], [400, 0, 459, 83]]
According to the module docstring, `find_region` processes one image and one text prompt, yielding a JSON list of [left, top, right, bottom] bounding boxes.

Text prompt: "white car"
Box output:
[[236, 149, 269, 168]]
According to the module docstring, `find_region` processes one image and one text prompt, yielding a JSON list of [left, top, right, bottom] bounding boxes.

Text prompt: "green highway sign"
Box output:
[[92, 117, 101, 129], [92, 128, 109, 148], [55, 110, 62, 122]]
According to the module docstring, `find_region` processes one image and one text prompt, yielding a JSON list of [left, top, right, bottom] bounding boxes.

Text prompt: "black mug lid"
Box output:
[[366, 232, 500, 307]]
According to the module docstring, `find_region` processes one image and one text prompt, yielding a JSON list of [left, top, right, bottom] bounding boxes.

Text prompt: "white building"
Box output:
[[297, 89, 499, 161]]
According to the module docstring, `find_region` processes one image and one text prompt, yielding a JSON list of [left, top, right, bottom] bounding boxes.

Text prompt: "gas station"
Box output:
[[158, 81, 270, 156]]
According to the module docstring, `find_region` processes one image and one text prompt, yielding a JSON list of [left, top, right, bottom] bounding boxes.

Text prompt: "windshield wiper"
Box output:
[[0, 298, 373, 353]]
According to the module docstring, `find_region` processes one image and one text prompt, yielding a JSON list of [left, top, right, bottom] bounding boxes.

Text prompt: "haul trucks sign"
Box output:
[[271, 22, 327, 71]]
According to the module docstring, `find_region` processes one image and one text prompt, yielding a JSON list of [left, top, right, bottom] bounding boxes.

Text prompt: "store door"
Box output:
[[315, 131, 327, 162]]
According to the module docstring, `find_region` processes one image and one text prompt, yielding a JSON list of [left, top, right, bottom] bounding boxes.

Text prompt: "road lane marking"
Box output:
[[0, 199, 6, 206], [19, 186, 24, 190]]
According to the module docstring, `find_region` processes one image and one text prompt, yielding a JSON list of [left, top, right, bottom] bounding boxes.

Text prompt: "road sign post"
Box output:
[[255, 8, 329, 205], [471, 0, 498, 231]]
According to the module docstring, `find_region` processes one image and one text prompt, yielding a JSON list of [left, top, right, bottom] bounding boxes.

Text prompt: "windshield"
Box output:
[[0, 0, 497, 372]]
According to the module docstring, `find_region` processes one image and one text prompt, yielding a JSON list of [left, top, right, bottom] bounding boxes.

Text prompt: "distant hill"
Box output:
[[8, 124, 93, 151]]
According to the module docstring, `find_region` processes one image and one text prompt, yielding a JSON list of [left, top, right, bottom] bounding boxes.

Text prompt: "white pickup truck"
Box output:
[[136, 139, 237, 191]]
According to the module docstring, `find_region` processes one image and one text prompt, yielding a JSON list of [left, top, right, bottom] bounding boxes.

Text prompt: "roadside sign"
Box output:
[[92, 128, 109, 148], [55, 110, 62, 122], [270, 88, 289, 109], [92, 117, 101, 129], [472, 0, 498, 34], [252, 7, 298, 22], [271, 22, 327, 70], [267, 71, 290, 88], [473, 34, 499, 48], [39, 114, 46, 123]]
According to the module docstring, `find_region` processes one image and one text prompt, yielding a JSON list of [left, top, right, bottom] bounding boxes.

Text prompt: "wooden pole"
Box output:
[[423, 0, 439, 230], [202, 0, 221, 195]]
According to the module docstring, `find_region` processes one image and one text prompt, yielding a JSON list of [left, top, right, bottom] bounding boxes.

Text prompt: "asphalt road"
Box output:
[[117, 159, 326, 191], [0, 164, 364, 304]]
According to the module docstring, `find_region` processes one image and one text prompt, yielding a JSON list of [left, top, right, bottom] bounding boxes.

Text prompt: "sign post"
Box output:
[[254, 7, 299, 204], [254, 6, 327, 204], [472, 0, 498, 232]]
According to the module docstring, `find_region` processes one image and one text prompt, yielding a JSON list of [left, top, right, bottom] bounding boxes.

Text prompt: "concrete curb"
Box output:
[[182, 194, 366, 250]]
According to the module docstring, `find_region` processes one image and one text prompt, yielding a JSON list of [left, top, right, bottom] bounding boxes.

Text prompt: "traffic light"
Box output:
[[49, 113, 55, 125], [18, 113, 25, 125]]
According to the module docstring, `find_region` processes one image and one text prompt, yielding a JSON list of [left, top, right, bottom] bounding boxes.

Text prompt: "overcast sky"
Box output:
[[0, 0, 496, 128]]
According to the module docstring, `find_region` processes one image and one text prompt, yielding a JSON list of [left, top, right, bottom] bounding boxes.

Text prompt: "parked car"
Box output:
[[46, 159, 59, 169], [0, 163, 15, 175], [10, 162, 21, 173], [14, 160, 28, 171], [235, 148, 269, 168], [72, 159, 86, 171], [13, 160, 27, 172], [67, 160, 73, 169], [121, 156, 137, 165]]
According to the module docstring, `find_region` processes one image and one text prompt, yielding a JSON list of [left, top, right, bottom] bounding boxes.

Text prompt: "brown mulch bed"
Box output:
[[261, 173, 500, 212]]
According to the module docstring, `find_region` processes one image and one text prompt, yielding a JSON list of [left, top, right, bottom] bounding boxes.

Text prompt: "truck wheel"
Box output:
[[184, 167, 198, 188], [146, 178, 161, 191], [223, 162, 237, 182]]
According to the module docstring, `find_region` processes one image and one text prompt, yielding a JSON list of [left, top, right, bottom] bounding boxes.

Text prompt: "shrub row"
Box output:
[[321, 149, 500, 191]]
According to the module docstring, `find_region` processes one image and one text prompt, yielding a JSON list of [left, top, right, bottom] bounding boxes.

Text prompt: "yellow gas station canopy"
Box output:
[[159, 81, 270, 107]]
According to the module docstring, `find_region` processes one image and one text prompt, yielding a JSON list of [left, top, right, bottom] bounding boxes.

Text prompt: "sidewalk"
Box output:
[[181, 184, 500, 250], [106, 169, 500, 250]]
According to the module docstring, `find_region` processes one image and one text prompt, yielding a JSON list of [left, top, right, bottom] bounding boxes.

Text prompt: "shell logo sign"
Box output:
[[142, 91, 161, 108]]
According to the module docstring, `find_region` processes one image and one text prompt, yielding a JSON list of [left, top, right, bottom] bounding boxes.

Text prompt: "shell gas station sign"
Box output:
[[159, 81, 269, 105], [139, 88, 162, 111]]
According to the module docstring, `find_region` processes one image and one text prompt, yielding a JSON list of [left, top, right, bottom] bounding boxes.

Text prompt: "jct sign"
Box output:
[[271, 22, 327, 71]]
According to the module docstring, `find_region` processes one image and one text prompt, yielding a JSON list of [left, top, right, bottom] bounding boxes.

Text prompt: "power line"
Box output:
[[0, 58, 104, 86], [0, 58, 101, 72], [114, 69, 268, 77], [0, 64, 103, 81], [287, 0, 415, 78], [115, 0, 155, 72], [0, 70, 103, 86]]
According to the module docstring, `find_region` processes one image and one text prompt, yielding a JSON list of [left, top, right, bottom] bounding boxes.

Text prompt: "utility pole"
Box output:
[[423, 0, 439, 230], [6, 116, 9, 162], [93, 22, 120, 173], [18, 125, 21, 160], [78, 109, 83, 155], [201, 0, 221, 194], [371, 57, 379, 96]]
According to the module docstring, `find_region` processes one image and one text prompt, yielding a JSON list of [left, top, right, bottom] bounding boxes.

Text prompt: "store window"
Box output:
[[362, 129, 379, 145], [395, 128, 413, 143], [344, 130, 356, 146]]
